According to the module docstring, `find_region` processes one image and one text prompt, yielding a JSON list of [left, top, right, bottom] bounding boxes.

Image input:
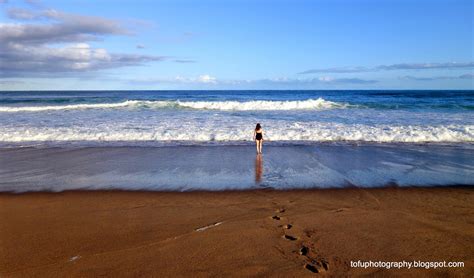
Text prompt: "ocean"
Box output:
[[0, 90, 472, 145], [0, 90, 473, 192]]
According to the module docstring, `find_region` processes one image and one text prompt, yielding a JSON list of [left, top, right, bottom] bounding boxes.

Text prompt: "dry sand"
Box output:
[[1, 187, 473, 277]]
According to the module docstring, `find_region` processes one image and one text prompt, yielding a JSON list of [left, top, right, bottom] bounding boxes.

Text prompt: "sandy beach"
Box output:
[[1, 187, 473, 277]]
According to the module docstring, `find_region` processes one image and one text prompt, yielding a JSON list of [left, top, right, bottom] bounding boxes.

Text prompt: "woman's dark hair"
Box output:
[[255, 123, 261, 131]]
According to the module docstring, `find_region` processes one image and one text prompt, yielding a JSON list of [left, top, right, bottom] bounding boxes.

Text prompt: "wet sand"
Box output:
[[1, 144, 473, 192], [1, 187, 473, 277]]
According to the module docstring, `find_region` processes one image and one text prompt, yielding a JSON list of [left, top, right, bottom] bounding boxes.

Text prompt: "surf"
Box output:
[[0, 123, 472, 144], [0, 98, 349, 112]]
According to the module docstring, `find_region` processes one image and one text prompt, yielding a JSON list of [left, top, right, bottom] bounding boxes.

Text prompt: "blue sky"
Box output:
[[0, 0, 472, 90]]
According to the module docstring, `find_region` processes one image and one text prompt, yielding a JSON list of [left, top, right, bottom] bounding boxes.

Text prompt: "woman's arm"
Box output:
[[253, 130, 256, 141]]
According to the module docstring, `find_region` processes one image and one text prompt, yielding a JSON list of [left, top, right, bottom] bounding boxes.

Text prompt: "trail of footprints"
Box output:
[[271, 208, 329, 274]]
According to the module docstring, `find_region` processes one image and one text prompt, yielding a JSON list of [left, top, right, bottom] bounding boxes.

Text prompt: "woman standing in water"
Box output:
[[253, 123, 264, 154]]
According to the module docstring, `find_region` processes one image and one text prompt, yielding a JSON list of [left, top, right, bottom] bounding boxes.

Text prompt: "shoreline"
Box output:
[[1, 140, 473, 147], [1, 187, 473, 276], [1, 184, 474, 195]]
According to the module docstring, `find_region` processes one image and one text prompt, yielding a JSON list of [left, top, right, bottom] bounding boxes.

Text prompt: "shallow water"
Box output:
[[1, 90, 472, 191], [1, 144, 472, 192]]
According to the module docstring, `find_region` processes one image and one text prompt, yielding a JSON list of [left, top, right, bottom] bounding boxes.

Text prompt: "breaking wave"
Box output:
[[0, 123, 472, 144], [0, 98, 349, 112]]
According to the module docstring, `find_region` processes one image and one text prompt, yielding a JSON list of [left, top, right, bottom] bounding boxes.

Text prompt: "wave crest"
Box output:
[[0, 98, 347, 112], [174, 98, 347, 110]]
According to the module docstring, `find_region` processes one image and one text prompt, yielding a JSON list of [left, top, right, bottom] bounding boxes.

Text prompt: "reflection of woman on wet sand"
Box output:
[[253, 123, 264, 154], [255, 154, 263, 183]]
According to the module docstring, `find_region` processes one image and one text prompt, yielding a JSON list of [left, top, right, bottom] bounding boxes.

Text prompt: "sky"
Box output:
[[0, 0, 472, 90]]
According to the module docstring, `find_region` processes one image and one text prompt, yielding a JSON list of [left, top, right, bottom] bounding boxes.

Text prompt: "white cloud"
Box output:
[[197, 74, 217, 84], [400, 74, 474, 81], [133, 74, 218, 84], [300, 62, 474, 74], [318, 76, 334, 82], [128, 75, 377, 86], [7, 8, 38, 20], [0, 7, 169, 77]]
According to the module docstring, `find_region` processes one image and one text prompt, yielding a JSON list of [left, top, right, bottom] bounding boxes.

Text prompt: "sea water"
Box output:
[[0, 90, 472, 191], [0, 90, 472, 144]]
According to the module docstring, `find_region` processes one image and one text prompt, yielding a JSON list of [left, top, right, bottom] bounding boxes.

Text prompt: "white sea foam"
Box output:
[[0, 100, 163, 112], [174, 98, 347, 110], [0, 122, 472, 143], [0, 98, 347, 112]]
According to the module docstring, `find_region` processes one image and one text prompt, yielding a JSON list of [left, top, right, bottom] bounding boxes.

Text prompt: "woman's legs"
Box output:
[[256, 140, 260, 154], [259, 140, 263, 153]]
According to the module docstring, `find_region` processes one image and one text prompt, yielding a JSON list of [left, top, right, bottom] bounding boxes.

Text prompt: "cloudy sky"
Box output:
[[0, 0, 472, 90]]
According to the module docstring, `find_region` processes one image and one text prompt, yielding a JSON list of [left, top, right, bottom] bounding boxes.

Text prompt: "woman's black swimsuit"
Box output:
[[256, 131, 263, 141]]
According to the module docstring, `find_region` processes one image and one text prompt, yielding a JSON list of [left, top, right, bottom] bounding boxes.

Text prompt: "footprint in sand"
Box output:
[[270, 207, 285, 221], [296, 239, 330, 273], [283, 235, 297, 241], [304, 263, 319, 273], [304, 260, 329, 274], [299, 246, 309, 256], [270, 207, 330, 274], [305, 258, 330, 274], [321, 261, 329, 271]]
